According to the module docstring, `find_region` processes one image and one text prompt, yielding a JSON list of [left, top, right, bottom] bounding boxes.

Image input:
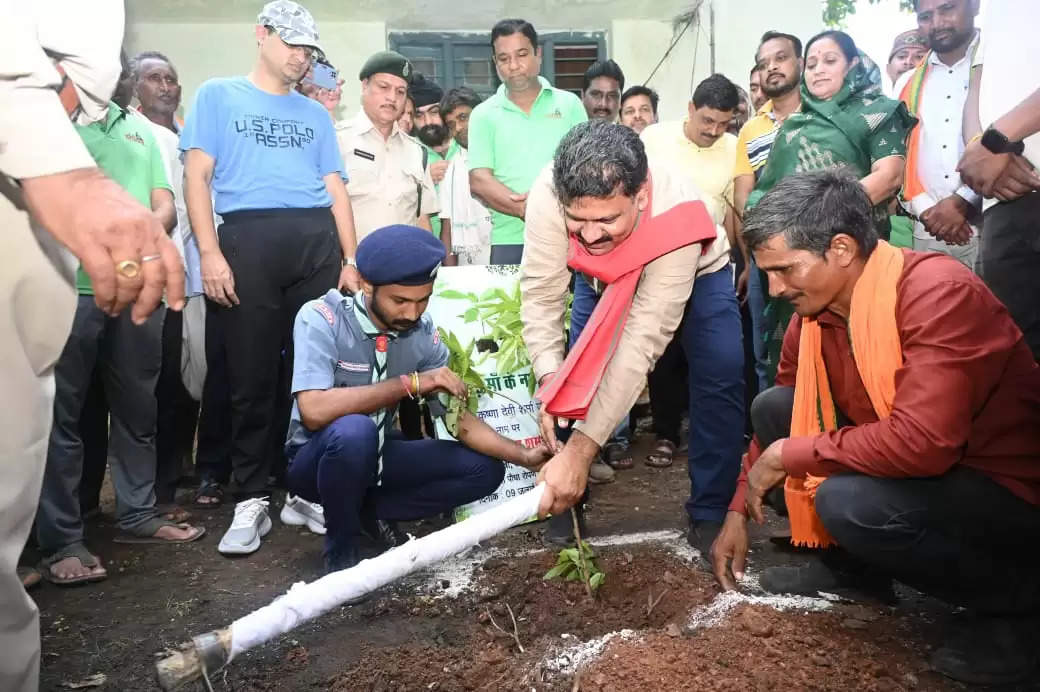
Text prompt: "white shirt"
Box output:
[[437, 147, 491, 265], [976, 2, 1040, 207], [897, 32, 982, 239]]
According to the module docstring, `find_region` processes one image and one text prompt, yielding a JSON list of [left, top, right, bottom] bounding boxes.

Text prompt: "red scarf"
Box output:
[[536, 181, 717, 419]]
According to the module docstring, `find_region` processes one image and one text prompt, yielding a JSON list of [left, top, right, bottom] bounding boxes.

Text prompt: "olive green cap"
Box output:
[[359, 50, 414, 83]]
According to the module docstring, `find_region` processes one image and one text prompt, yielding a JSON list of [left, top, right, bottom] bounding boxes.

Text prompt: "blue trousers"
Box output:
[[680, 267, 745, 521], [287, 415, 504, 560], [571, 275, 629, 444], [573, 269, 744, 521]]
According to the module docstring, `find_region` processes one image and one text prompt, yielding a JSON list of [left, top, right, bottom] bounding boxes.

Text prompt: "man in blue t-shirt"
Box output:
[[180, 0, 360, 555]]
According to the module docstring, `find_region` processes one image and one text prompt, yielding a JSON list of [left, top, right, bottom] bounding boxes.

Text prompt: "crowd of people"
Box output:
[[3, 0, 1039, 689]]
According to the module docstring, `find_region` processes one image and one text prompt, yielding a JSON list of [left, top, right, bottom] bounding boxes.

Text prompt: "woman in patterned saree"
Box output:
[[748, 30, 916, 381]]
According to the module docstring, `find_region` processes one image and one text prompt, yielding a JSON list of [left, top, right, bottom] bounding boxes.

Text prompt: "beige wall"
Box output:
[[126, 0, 820, 123], [613, 1, 820, 122], [124, 20, 387, 120]]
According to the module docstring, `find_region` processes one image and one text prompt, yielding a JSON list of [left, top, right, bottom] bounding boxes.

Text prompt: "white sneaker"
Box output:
[[280, 494, 326, 535], [218, 497, 272, 555]]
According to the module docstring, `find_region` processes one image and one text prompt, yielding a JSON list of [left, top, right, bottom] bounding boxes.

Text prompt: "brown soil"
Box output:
[[28, 435, 1039, 691]]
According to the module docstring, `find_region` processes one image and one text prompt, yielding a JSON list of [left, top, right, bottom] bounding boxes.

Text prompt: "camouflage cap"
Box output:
[[889, 29, 928, 61], [257, 0, 324, 59], [359, 50, 414, 83]]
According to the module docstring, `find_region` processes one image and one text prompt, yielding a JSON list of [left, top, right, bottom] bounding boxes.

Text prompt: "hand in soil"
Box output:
[[746, 439, 788, 524], [711, 511, 749, 591]]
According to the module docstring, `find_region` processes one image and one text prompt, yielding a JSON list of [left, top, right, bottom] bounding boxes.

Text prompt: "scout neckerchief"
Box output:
[[786, 240, 904, 548], [899, 36, 981, 203], [353, 294, 397, 485], [536, 174, 718, 420]]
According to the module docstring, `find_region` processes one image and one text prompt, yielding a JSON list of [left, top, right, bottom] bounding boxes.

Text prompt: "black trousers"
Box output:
[[648, 333, 687, 444], [978, 191, 1040, 361], [753, 385, 1040, 614], [195, 296, 232, 485], [213, 208, 340, 498], [78, 368, 109, 514], [154, 307, 200, 504]]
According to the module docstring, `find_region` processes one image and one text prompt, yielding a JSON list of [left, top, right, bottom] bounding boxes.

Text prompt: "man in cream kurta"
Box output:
[[521, 123, 745, 555]]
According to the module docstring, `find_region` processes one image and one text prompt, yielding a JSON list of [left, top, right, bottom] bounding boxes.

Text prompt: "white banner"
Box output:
[[426, 265, 541, 521]]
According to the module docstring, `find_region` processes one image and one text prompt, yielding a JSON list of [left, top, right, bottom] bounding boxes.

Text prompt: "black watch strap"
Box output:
[[981, 126, 1025, 156]]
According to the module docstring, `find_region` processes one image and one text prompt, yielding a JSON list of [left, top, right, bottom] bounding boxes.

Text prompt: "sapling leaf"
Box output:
[[589, 572, 605, 590], [543, 563, 573, 580]]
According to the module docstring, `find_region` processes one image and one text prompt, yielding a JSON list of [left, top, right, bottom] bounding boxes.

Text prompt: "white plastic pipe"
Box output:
[[227, 483, 545, 659]]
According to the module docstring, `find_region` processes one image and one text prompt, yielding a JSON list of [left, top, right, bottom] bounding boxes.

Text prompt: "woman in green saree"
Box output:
[[748, 30, 916, 381]]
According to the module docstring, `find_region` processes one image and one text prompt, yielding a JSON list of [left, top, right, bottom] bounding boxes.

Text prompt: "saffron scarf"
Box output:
[[536, 182, 717, 420], [786, 240, 905, 547]]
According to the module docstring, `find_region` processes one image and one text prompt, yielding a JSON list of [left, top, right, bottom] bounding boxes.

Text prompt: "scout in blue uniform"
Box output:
[[285, 224, 550, 572]]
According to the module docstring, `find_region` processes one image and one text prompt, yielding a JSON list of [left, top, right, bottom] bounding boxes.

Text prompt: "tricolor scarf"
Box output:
[[536, 178, 717, 420], [786, 240, 905, 547], [899, 40, 981, 204]]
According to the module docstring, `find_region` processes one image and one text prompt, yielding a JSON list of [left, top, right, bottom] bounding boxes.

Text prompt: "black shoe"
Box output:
[[324, 546, 360, 574], [930, 615, 1038, 685], [687, 520, 724, 557], [359, 506, 408, 550], [546, 505, 586, 546], [759, 551, 895, 601]]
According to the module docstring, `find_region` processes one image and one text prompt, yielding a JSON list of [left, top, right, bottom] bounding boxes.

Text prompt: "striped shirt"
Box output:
[[735, 101, 781, 181]]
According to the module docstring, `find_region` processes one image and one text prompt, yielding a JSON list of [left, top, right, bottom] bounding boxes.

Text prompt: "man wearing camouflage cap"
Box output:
[[336, 51, 440, 244], [180, 0, 360, 555]]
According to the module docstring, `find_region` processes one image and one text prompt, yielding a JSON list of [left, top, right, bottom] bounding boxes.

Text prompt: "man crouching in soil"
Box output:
[[711, 169, 1040, 686]]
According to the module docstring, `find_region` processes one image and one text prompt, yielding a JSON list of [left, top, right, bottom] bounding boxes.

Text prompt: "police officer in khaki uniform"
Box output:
[[0, 4, 184, 689], [336, 51, 440, 243]]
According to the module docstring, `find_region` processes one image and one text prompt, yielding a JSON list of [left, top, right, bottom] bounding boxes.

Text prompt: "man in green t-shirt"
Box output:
[[36, 92, 204, 586], [468, 19, 587, 265]]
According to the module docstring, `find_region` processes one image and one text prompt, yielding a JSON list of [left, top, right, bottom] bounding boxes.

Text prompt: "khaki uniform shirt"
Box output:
[[520, 161, 731, 445], [335, 109, 439, 242], [1, 0, 124, 179]]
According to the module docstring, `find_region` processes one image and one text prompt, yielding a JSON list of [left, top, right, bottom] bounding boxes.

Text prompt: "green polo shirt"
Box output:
[[423, 140, 461, 239], [74, 103, 172, 295], [467, 76, 587, 246]]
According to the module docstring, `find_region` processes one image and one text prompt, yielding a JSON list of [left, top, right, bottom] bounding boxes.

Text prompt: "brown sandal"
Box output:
[[646, 438, 676, 467], [603, 442, 634, 470], [38, 545, 108, 586]]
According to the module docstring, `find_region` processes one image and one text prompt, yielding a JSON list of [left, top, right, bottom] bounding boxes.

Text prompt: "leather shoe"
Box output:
[[930, 615, 1037, 685]]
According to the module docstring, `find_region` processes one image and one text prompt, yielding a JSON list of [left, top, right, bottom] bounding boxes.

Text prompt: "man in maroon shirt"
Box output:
[[711, 170, 1040, 686]]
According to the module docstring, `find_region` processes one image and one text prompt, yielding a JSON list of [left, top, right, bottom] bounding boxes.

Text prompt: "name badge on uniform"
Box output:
[[353, 148, 375, 161]]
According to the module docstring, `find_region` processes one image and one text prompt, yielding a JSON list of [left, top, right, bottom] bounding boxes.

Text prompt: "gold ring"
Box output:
[[141, 254, 161, 262], [116, 260, 141, 279]]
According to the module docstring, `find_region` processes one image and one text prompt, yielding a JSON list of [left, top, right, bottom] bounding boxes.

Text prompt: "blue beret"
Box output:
[[356, 225, 446, 286]]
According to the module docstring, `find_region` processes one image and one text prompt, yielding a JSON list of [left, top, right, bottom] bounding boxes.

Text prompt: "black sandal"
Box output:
[[194, 480, 224, 508], [646, 438, 677, 467]]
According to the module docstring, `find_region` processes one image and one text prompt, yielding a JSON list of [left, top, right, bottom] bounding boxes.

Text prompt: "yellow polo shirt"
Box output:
[[640, 120, 736, 224], [735, 100, 780, 181]]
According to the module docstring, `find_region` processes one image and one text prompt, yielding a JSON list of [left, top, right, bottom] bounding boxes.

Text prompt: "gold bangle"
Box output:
[[411, 371, 420, 397], [968, 132, 983, 145]]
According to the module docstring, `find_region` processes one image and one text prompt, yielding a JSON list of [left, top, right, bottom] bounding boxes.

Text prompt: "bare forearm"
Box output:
[[185, 172, 218, 253], [297, 380, 405, 431], [470, 169, 524, 217], [963, 65, 983, 143], [456, 410, 526, 465], [993, 87, 1040, 143], [861, 158, 904, 205], [562, 429, 600, 467], [326, 175, 357, 258], [152, 195, 176, 233]]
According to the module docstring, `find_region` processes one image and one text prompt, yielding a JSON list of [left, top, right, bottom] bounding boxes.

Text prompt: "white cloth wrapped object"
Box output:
[[228, 483, 545, 659]]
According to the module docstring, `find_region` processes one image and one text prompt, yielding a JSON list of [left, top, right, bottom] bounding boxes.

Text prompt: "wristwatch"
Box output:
[[980, 126, 1025, 156], [342, 256, 356, 268]]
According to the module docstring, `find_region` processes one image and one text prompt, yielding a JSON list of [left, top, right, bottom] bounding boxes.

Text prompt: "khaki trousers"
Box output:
[[0, 178, 76, 692]]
